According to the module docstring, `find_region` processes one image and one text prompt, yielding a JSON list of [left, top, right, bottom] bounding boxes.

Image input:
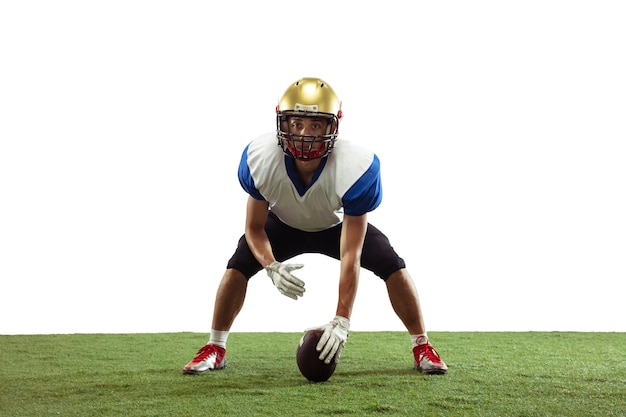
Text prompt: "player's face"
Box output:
[[288, 117, 328, 136], [286, 117, 329, 159]]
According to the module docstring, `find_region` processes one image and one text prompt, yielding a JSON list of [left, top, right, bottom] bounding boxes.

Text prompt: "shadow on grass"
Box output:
[[172, 364, 427, 390]]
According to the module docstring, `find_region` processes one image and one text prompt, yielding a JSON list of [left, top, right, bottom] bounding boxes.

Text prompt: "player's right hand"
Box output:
[[265, 261, 305, 300]]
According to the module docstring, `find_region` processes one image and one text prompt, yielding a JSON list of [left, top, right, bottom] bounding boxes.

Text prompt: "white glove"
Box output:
[[310, 315, 350, 364], [265, 261, 305, 300]]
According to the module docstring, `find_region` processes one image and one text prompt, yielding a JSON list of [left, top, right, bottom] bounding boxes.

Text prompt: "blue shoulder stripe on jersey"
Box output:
[[238, 144, 265, 200], [342, 154, 383, 216]]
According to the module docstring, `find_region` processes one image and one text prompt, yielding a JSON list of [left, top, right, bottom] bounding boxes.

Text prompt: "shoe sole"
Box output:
[[182, 358, 228, 375], [415, 366, 448, 375], [415, 362, 448, 375], [418, 367, 448, 375]]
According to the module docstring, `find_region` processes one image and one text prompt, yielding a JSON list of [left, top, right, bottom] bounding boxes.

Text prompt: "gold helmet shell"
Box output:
[[276, 78, 343, 160], [277, 78, 343, 117]]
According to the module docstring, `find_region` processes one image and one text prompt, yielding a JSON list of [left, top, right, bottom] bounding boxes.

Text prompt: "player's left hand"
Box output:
[[308, 315, 350, 364]]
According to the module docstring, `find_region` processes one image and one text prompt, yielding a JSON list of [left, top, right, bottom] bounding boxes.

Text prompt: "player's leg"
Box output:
[[183, 213, 308, 374], [360, 224, 448, 375], [211, 268, 248, 331], [210, 213, 308, 330], [182, 268, 245, 374], [385, 269, 425, 335], [182, 232, 257, 374]]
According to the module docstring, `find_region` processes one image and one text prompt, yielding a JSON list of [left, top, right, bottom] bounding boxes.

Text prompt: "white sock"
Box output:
[[411, 333, 428, 347], [208, 329, 229, 348]]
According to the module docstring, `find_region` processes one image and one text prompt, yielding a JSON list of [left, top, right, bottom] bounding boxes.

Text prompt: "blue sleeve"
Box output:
[[238, 144, 265, 200], [342, 154, 383, 216]]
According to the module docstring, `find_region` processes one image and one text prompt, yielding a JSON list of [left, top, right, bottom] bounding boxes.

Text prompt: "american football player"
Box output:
[[183, 77, 447, 375]]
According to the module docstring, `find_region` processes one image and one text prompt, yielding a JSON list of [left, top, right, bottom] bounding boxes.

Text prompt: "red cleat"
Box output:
[[183, 344, 227, 374], [413, 342, 448, 375]]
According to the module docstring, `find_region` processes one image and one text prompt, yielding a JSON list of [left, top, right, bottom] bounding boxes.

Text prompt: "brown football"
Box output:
[[296, 329, 337, 382]]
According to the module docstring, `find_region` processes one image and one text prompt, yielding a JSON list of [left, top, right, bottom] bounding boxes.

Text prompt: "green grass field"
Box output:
[[1, 332, 624, 416]]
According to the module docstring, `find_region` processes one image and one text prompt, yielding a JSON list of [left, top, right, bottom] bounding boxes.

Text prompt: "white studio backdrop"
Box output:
[[1, 1, 625, 335]]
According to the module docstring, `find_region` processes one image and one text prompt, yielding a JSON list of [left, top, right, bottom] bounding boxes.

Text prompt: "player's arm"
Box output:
[[244, 196, 274, 267], [312, 213, 366, 363], [246, 195, 306, 299], [336, 213, 368, 320]]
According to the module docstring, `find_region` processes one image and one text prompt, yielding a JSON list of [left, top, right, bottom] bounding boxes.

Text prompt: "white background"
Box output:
[[1, 1, 625, 335]]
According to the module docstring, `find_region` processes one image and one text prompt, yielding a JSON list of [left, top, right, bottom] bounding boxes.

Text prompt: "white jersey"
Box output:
[[238, 132, 382, 232]]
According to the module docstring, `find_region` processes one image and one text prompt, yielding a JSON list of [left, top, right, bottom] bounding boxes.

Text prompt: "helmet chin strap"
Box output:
[[289, 147, 325, 160]]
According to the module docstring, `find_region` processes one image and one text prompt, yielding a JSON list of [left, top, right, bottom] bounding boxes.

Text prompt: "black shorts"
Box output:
[[226, 212, 406, 281]]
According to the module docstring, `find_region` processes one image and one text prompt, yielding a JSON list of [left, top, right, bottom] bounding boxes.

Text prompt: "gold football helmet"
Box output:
[[276, 78, 343, 160]]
